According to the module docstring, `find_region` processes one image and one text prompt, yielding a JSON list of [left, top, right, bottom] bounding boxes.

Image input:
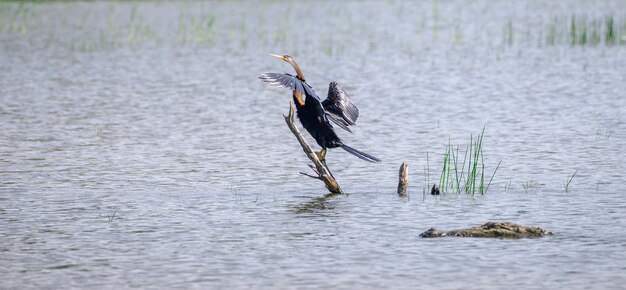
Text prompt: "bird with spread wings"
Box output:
[[259, 54, 379, 163]]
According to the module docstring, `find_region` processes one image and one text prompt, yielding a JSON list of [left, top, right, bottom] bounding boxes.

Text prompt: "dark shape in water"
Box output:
[[419, 222, 553, 238], [431, 183, 440, 195], [259, 54, 380, 163]]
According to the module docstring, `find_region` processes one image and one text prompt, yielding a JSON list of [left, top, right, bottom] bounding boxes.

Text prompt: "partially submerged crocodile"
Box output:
[[419, 222, 553, 238]]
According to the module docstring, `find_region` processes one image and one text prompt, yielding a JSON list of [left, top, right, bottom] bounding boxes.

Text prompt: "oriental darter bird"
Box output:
[[259, 54, 380, 163]]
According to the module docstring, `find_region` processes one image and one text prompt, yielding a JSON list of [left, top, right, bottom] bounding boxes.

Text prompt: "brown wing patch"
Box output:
[[293, 90, 305, 106]]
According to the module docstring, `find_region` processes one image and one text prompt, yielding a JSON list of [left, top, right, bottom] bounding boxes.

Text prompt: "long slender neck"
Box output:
[[289, 60, 305, 81], [288, 58, 306, 106]]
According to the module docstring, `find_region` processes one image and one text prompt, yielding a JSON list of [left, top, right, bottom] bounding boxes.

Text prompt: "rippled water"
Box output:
[[1, 1, 626, 289]]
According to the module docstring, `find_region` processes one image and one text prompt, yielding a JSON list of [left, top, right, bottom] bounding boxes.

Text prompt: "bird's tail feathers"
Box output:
[[340, 145, 381, 163]]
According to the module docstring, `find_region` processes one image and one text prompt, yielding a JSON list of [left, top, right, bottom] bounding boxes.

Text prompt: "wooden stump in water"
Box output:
[[283, 102, 343, 194], [398, 161, 409, 197]]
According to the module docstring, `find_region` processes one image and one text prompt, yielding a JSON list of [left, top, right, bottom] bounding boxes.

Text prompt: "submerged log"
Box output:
[[283, 102, 343, 194], [419, 222, 553, 239], [397, 161, 409, 197]]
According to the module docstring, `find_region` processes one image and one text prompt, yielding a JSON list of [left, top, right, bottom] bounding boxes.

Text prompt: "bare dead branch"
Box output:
[[299, 172, 322, 180], [284, 102, 343, 194]]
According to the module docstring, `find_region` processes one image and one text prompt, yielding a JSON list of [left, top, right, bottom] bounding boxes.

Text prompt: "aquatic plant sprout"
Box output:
[[564, 169, 579, 193], [435, 128, 501, 196]]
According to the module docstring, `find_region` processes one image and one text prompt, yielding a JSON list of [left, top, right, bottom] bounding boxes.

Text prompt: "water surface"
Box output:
[[1, 1, 626, 289]]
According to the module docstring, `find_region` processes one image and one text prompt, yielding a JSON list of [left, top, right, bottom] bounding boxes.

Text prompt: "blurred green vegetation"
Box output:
[[0, 1, 624, 53]]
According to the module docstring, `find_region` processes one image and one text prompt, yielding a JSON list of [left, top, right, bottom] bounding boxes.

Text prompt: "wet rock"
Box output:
[[419, 222, 553, 238], [419, 227, 447, 237], [430, 184, 440, 195]]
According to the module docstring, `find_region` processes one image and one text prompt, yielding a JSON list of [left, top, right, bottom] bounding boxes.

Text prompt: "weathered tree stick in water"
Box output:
[[398, 161, 409, 197], [283, 102, 343, 194]]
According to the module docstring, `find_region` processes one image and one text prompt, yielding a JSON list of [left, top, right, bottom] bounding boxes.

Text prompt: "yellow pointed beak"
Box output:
[[269, 53, 285, 60]]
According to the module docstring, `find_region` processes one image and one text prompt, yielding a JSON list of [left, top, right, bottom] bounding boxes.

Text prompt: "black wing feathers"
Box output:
[[259, 74, 360, 133], [322, 82, 359, 133], [258, 73, 319, 102]]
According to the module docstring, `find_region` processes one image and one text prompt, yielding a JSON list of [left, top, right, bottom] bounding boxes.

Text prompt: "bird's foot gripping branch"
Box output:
[[283, 102, 343, 194]]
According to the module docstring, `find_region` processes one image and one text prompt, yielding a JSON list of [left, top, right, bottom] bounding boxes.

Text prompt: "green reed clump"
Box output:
[[507, 14, 625, 47], [606, 16, 615, 45], [567, 14, 622, 46], [0, 0, 29, 34], [436, 128, 501, 195], [571, 16, 575, 43], [177, 14, 216, 44]]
